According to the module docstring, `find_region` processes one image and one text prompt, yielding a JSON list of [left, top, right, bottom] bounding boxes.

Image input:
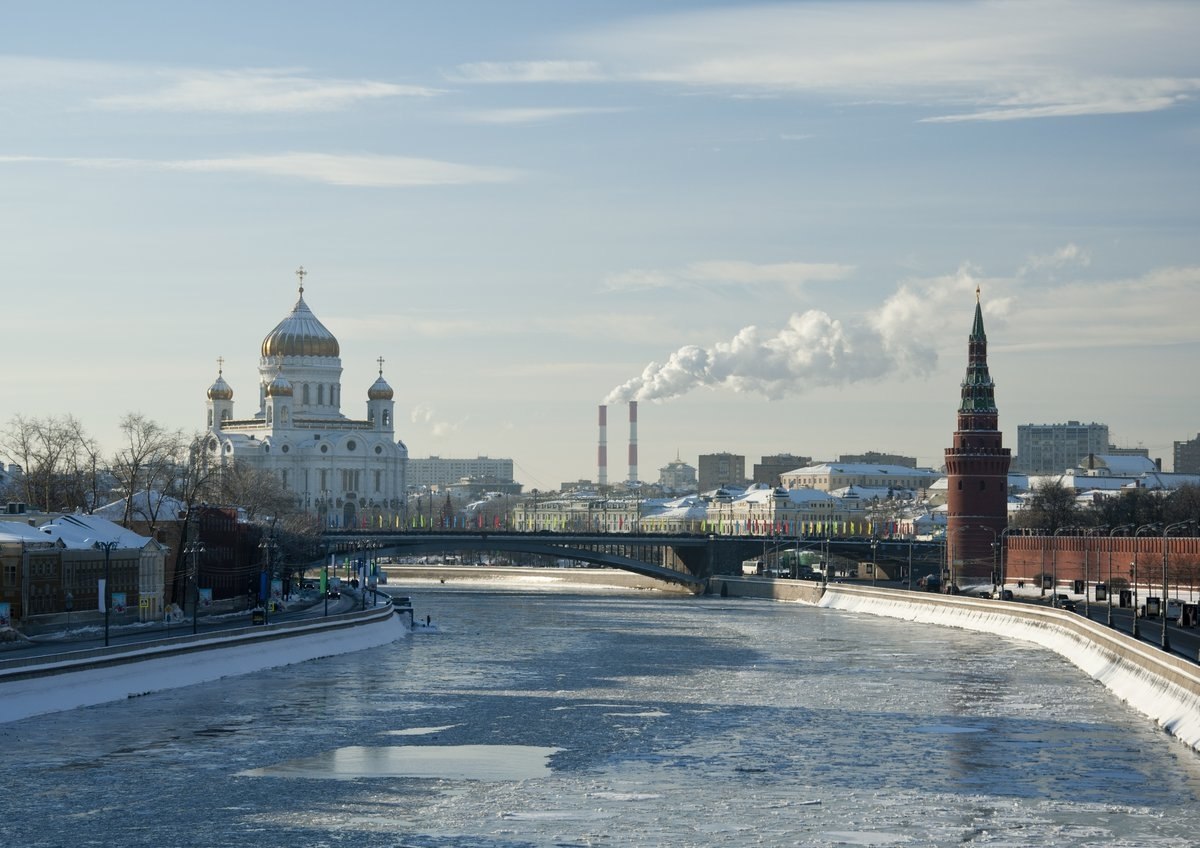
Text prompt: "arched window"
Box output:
[[266, 406, 273, 423], [383, 410, 390, 427], [303, 384, 310, 405], [207, 409, 213, 427], [281, 407, 290, 423]]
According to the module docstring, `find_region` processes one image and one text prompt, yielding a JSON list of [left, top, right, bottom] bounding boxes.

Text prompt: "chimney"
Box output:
[[628, 400, 638, 483], [598, 405, 608, 487]]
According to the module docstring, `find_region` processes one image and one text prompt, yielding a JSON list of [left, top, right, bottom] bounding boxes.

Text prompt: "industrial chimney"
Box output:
[[598, 404, 608, 487], [628, 400, 638, 483]]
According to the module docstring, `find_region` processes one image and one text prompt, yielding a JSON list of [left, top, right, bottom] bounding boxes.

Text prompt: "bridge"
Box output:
[[320, 530, 947, 589]]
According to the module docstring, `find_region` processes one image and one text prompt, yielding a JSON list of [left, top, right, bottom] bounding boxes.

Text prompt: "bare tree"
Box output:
[[0, 414, 96, 511], [217, 460, 297, 522], [110, 413, 184, 529], [1012, 480, 1080, 532]]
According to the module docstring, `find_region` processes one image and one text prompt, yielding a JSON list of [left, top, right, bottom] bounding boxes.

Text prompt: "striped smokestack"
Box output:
[[628, 400, 638, 483], [598, 404, 608, 487]]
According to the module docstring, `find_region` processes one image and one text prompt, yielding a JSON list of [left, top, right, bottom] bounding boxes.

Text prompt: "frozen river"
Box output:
[[4, 584, 1200, 847]]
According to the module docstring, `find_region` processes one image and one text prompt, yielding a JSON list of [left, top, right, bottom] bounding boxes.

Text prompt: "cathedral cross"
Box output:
[[296, 265, 307, 295], [377, 355, 385, 376], [217, 356, 225, 375]]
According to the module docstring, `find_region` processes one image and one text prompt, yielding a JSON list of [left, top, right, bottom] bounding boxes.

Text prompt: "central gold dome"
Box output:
[[261, 294, 340, 358]]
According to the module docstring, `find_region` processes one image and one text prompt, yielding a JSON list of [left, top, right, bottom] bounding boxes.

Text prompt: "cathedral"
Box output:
[[205, 268, 408, 528]]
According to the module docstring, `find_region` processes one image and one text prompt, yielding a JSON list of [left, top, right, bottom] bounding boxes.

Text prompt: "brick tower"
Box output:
[[944, 288, 1011, 588]]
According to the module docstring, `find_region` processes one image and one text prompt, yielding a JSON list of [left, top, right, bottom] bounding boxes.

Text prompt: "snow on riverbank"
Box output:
[[819, 588, 1200, 753], [0, 613, 406, 725]]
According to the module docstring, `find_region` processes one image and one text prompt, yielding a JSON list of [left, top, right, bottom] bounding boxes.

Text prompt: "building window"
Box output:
[[318, 384, 325, 405], [303, 384, 310, 405]]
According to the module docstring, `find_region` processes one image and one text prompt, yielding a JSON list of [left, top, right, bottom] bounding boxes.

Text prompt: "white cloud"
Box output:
[[0, 152, 519, 187], [458, 106, 627, 124], [604, 259, 855, 291], [92, 68, 441, 112], [1018, 243, 1092, 276], [483, 1, 1200, 122], [449, 60, 605, 83]]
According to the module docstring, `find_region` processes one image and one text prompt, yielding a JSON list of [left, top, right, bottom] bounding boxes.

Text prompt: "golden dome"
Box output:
[[261, 293, 340, 358], [207, 372, 233, 401], [368, 374, 394, 400], [265, 370, 294, 398]]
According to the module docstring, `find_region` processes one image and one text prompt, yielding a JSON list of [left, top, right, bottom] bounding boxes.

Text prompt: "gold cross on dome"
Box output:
[[217, 356, 225, 375], [377, 356, 385, 376], [296, 265, 307, 294]]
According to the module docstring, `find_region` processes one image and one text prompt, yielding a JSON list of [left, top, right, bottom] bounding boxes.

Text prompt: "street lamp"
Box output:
[[1083, 527, 1107, 619], [96, 540, 118, 647], [997, 526, 1014, 596], [184, 540, 205, 635], [870, 538, 878, 586], [258, 534, 277, 624], [1107, 524, 1134, 627], [1161, 520, 1195, 652], [1051, 527, 1075, 607], [1131, 523, 1160, 639]]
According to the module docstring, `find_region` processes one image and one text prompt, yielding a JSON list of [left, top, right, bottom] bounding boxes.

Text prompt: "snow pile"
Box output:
[[818, 588, 1200, 752], [0, 613, 406, 724]]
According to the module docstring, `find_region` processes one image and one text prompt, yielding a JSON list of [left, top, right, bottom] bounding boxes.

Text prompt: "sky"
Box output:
[[2, 0, 1198, 488]]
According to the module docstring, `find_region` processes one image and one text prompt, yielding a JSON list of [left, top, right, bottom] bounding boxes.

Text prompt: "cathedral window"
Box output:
[[375, 470, 381, 492], [383, 410, 390, 427], [281, 407, 289, 423], [207, 410, 213, 427], [318, 384, 325, 405], [303, 384, 310, 405], [266, 407, 273, 423]]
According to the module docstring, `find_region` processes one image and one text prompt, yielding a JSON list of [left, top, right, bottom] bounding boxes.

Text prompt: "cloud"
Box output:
[[458, 106, 628, 124], [478, 1, 1200, 122], [1018, 243, 1092, 276], [0, 152, 519, 187], [449, 60, 605, 83], [604, 260, 855, 291], [92, 68, 441, 112], [409, 403, 466, 437]]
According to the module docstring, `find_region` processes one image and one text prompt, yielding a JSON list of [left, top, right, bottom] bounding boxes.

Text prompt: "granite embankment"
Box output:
[[0, 602, 404, 724], [712, 576, 1200, 753]]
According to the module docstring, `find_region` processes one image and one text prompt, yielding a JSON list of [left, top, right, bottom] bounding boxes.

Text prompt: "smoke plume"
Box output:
[[602, 275, 980, 404]]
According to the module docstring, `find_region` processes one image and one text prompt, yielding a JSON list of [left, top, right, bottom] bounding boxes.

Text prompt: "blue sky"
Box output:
[[3, 0, 1198, 488]]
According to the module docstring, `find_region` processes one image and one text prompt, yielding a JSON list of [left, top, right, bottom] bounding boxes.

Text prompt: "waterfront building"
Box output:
[[752, 453, 812, 487], [944, 289, 1011, 585], [698, 453, 746, 492], [204, 269, 408, 529], [779, 462, 939, 494], [1014, 421, 1109, 474]]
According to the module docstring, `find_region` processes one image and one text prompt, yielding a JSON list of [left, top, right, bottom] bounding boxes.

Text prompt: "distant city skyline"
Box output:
[[3, 1, 1198, 488]]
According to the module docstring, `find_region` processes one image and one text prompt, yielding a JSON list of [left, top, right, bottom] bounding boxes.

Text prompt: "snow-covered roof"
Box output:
[[1078, 454, 1158, 475], [36, 514, 160, 551], [786, 462, 939, 478], [93, 490, 186, 522]]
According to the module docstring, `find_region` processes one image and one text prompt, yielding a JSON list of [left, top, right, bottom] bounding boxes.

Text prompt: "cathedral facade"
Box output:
[[205, 269, 408, 528]]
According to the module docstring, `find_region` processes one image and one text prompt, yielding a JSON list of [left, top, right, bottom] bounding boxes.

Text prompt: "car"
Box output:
[[326, 588, 340, 599], [1059, 599, 1077, 612]]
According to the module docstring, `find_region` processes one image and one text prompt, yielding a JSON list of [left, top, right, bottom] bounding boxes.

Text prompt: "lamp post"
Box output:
[[1083, 527, 1106, 620], [184, 540, 205, 635], [97, 540, 118, 647], [870, 538, 878, 586], [1051, 527, 1075, 607], [1108, 524, 1134, 627], [1161, 520, 1194, 652], [1131, 523, 1160, 639], [258, 534, 277, 625], [997, 526, 1013, 597]]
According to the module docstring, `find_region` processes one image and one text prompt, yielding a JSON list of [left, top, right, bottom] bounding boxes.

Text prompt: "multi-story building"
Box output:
[[752, 454, 812, 487], [204, 269, 408, 530], [779, 463, 939, 494], [1014, 421, 1109, 474], [407, 456, 515, 490], [837, 451, 916, 469], [698, 453, 745, 492], [658, 455, 698, 494], [1175, 433, 1200, 473]]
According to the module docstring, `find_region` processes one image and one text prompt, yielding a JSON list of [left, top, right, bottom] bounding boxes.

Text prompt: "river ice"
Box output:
[[2, 587, 1199, 847]]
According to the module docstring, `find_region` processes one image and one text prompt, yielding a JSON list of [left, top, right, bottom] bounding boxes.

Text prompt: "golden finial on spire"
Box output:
[[295, 265, 307, 295], [976, 284, 981, 302]]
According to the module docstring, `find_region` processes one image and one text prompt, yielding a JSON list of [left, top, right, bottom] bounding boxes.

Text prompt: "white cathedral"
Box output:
[[205, 268, 408, 528]]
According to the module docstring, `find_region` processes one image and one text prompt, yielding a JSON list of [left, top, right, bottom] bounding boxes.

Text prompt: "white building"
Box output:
[[205, 269, 408, 528]]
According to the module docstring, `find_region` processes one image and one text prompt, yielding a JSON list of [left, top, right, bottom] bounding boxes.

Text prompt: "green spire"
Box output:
[[970, 285, 985, 339]]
